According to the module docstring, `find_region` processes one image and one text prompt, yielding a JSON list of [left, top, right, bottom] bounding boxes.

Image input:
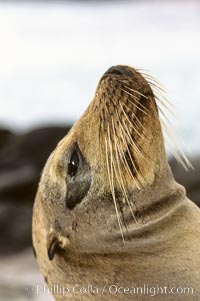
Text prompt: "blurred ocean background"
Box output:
[[0, 1, 199, 300], [0, 0, 200, 152]]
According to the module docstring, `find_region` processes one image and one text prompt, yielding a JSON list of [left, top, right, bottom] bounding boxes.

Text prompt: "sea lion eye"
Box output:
[[65, 142, 91, 210], [68, 144, 80, 177]]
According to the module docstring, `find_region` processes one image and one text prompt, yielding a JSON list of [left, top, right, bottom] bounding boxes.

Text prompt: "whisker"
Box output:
[[119, 101, 142, 138], [106, 125, 125, 243], [124, 85, 148, 99], [115, 107, 143, 161], [120, 88, 149, 113], [154, 92, 175, 112], [120, 88, 148, 115], [161, 120, 193, 170], [138, 69, 192, 170], [112, 118, 138, 224], [118, 112, 147, 163]]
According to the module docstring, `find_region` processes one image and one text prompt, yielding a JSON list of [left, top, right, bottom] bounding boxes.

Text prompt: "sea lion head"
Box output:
[[33, 65, 188, 265]]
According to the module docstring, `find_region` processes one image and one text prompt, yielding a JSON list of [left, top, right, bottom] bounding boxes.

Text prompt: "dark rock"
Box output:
[[0, 202, 33, 254], [0, 126, 71, 202], [169, 157, 200, 207], [0, 128, 14, 151], [0, 125, 71, 255]]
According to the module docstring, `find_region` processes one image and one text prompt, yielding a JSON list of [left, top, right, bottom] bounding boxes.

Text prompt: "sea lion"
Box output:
[[32, 65, 200, 301]]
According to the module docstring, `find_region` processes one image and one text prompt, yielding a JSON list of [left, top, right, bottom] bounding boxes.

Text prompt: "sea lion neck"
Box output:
[[83, 161, 186, 244], [124, 163, 186, 226]]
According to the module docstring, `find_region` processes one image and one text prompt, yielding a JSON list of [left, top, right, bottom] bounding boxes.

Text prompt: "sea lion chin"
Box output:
[[32, 65, 200, 301]]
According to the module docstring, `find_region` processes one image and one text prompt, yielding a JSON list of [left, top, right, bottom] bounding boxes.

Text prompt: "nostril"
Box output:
[[104, 65, 131, 77]]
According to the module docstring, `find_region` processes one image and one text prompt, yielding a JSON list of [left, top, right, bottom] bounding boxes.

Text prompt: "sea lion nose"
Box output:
[[104, 65, 131, 77]]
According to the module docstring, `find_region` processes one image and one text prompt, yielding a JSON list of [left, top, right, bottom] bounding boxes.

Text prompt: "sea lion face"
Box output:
[[35, 65, 167, 261]]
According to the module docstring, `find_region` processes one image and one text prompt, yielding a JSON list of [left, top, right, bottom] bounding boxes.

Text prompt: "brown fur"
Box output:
[[32, 65, 200, 300]]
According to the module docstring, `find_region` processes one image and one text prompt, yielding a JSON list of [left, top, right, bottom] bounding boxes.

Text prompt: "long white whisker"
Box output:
[[120, 88, 148, 115], [161, 120, 193, 170], [120, 88, 149, 113], [111, 118, 138, 224], [106, 125, 125, 242], [124, 85, 148, 99], [119, 101, 142, 137]]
